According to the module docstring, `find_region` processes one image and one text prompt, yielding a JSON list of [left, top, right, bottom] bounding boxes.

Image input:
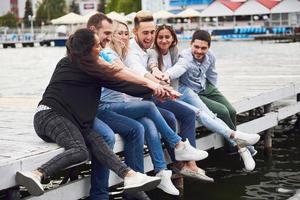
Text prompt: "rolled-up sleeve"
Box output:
[[147, 49, 159, 70]]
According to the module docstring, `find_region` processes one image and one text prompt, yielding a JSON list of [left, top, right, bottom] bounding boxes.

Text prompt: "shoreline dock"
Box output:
[[1, 81, 299, 199]]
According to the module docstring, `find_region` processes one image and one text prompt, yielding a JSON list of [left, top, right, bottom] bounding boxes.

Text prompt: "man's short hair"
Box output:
[[134, 10, 154, 28], [87, 12, 113, 29], [191, 30, 211, 47]]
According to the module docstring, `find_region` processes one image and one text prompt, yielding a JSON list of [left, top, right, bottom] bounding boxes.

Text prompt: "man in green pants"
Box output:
[[162, 30, 257, 156]]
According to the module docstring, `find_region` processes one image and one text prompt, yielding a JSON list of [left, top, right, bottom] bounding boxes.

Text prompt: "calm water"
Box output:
[[0, 41, 300, 199]]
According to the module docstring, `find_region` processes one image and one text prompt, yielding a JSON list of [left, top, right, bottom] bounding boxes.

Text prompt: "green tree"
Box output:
[[105, 0, 141, 14], [35, 0, 66, 26], [97, 0, 106, 13], [23, 0, 33, 27], [69, 0, 79, 14], [0, 12, 18, 28]]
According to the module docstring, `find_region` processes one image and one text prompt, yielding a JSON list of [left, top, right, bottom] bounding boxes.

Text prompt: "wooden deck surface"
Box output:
[[1, 62, 300, 193]]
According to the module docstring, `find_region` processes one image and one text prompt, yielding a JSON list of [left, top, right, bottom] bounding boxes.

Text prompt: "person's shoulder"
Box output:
[[103, 47, 118, 58], [179, 48, 192, 60], [207, 50, 216, 61], [148, 48, 158, 54], [57, 56, 72, 66]]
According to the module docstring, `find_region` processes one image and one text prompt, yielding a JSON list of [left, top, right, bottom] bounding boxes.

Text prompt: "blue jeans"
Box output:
[[101, 101, 182, 172], [178, 84, 235, 146], [90, 110, 145, 200], [152, 98, 197, 161]]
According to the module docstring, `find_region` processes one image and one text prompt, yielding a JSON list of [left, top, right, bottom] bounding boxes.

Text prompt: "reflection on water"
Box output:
[[149, 127, 300, 200]]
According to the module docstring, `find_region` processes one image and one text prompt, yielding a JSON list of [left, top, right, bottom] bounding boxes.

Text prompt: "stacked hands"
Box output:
[[150, 65, 176, 100], [150, 80, 180, 101]]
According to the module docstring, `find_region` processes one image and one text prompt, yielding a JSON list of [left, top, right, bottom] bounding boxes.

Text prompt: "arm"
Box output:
[[206, 53, 218, 86], [147, 49, 159, 71], [164, 57, 190, 80], [98, 58, 179, 99]]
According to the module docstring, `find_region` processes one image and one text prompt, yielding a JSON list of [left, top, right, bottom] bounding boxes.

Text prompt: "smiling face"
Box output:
[[95, 19, 113, 48], [134, 21, 155, 50], [191, 39, 209, 61], [156, 28, 174, 54], [114, 23, 129, 47]]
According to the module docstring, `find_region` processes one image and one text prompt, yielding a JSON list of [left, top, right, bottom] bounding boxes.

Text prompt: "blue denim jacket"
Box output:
[[165, 48, 218, 93]]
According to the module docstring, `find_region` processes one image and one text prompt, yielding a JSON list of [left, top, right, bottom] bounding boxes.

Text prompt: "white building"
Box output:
[[79, 0, 98, 15]]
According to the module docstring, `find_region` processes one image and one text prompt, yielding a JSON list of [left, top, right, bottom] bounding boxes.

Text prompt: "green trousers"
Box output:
[[199, 82, 237, 130]]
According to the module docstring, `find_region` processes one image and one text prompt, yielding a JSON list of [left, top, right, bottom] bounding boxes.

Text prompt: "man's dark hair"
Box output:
[[87, 12, 113, 29], [134, 10, 154, 28], [191, 30, 211, 47]]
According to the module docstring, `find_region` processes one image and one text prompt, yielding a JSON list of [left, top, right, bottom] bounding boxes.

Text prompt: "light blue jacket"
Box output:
[[165, 48, 218, 93]]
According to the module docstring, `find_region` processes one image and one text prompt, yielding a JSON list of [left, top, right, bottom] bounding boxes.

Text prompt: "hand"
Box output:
[[161, 73, 170, 84], [161, 85, 181, 99], [152, 67, 165, 80]]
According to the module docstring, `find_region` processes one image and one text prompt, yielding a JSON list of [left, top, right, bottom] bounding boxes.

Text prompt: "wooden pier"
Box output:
[[254, 34, 300, 43], [0, 38, 68, 48], [1, 79, 300, 199]]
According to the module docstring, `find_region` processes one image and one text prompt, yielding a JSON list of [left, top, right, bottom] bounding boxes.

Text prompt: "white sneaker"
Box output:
[[16, 171, 44, 196], [175, 139, 208, 161], [123, 172, 161, 194], [239, 147, 256, 172], [156, 170, 179, 196], [234, 131, 260, 146], [180, 168, 214, 183]]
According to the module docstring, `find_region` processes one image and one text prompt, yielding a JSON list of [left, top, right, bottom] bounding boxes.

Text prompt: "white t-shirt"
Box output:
[[124, 39, 149, 76], [162, 51, 172, 72]]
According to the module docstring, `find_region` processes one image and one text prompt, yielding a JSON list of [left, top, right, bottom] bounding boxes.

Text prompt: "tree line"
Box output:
[[0, 0, 141, 28]]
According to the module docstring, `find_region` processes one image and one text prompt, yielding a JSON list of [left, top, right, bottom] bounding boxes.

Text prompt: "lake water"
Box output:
[[0, 41, 300, 200]]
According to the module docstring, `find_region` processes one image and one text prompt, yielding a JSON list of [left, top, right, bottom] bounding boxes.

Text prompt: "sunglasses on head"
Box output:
[[156, 24, 173, 29]]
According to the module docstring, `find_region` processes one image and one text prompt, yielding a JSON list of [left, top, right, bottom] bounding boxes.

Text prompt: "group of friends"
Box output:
[[15, 10, 260, 200]]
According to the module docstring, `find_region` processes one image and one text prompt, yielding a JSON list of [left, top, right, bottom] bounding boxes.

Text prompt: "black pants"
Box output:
[[34, 109, 130, 178]]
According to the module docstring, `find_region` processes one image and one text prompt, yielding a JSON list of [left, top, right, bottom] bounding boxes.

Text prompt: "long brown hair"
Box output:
[[153, 24, 178, 69], [66, 28, 121, 79]]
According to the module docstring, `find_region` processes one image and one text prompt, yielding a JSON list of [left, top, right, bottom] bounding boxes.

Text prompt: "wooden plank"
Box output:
[[25, 177, 90, 200], [0, 149, 64, 190], [277, 102, 300, 121], [24, 133, 224, 200], [233, 85, 295, 113], [237, 112, 278, 134]]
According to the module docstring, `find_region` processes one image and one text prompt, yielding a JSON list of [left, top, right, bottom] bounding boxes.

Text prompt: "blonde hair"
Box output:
[[110, 20, 130, 60], [134, 10, 154, 28]]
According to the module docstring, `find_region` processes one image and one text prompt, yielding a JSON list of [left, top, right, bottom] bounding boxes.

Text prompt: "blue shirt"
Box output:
[[99, 48, 133, 104], [165, 48, 218, 93]]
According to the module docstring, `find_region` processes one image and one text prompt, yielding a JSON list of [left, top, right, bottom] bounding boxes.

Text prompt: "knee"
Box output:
[[102, 133, 115, 149], [128, 123, 145, 140], [228, 107, 237, 117], [75, 146, 90, 163], [182, 106, 196, 121], [216, 106, 231, 119], [144, 101, 157, 112]]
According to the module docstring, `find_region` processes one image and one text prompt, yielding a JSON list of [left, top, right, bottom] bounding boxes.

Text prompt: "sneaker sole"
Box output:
[[16, 172, 44, 196], [124, 178, 161, 195], [180, 172, 214, 183], [175, 153, 208, 161]]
